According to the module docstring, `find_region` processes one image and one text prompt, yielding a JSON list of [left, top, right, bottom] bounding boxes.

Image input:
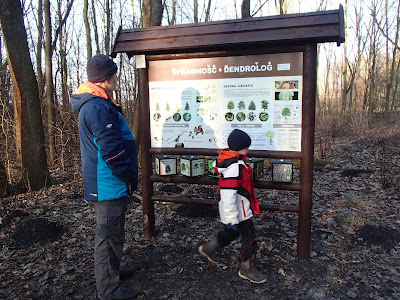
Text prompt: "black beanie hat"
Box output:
[[228, 129, 251, 151], [87, 54, 118, 83]]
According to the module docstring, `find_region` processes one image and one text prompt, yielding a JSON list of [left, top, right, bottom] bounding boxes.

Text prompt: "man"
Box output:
[[71, 54, 138, 300]]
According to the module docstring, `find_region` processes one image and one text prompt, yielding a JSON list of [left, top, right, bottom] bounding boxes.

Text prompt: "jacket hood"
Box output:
[[214, 149, 247, 173], [70, 81, 120, 113]]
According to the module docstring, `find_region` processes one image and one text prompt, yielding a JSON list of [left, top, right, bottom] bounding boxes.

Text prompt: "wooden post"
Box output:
[[297, 43, 317, 258], [137, 60, 155, 239]]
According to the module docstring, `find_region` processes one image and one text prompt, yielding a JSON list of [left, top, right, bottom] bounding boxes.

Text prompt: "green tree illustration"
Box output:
[[261, 100, 269, 111], [185, 102, 190, 111], [265, 131, 275, 145], [156, 103, 160, 111], [181, 163, 186, 172], [238, 101, 245, 110], [248, 101, 256, 110], [227, 101, 235, 111], [282, 107, 291, 118]]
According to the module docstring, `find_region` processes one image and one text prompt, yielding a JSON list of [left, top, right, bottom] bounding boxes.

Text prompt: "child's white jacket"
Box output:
[[213, 150, 260, 225]]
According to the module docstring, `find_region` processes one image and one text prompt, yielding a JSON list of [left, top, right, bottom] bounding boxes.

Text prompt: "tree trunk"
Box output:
[[59, 1, 69, 110], [44, 0, 56, 165], [0, 0, 50, 191], [0, 156, 6, 197], [143, 0, 163, 27], [36, 0, 44, 106], [91, 0, 100, 54], [241, 0, 250, 18], [138, 0, 163, 147], [105, 0, 111, 55], [205, 0, 212, 22], [194, 0, 198, 23], [341, 0, 348, 117], [83, 0, 92, 59], [387, 1, 400, 112], [170, 0, 176, 25]]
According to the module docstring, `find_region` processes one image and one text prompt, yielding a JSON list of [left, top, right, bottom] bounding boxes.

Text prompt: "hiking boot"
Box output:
[[238, 255, 267, 284], [198, 236, 220, 263], [120, 269, 135, 281], [111, 286, 138, 300]]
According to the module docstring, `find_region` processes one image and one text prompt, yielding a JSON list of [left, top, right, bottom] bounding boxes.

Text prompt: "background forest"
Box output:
[[0, 1, 399, 299], [0, 0, 399, 192]]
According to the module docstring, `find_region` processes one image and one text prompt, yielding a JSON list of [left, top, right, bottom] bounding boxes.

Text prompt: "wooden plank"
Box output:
[[150, 174, 302, 191], [151, 195, 300, 213], [112, 6, 344, 56]]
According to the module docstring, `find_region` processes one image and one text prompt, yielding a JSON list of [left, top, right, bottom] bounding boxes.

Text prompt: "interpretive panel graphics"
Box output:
[[148, 53, 303, 151]]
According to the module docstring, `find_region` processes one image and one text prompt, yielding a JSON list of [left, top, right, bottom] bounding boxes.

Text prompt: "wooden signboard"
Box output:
[[112, 6, 345, 258]]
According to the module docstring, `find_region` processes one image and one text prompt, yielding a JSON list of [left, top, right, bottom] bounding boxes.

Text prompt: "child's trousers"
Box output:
[[217, 219, 257, 262]]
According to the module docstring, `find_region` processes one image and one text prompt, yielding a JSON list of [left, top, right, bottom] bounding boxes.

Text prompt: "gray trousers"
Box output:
[[94, 197, 128, 300]]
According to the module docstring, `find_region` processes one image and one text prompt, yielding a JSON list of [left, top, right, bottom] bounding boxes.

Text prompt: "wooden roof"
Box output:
[[111, 5, 344, 57]]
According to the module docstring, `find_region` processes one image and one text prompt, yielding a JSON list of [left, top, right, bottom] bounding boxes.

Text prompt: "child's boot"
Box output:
[[238, 255, 267, 283], [198, 236, 220, 263]]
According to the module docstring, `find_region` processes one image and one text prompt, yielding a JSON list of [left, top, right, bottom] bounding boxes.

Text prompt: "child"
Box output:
[[198, 129, 266, 284]]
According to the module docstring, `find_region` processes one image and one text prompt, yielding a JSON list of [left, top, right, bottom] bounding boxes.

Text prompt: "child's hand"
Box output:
[[227, 224, 238, 231]]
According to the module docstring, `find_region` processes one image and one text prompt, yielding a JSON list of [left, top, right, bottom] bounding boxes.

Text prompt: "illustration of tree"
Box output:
[[238, 101, 245, 110], [165, 165, 171, 173], [166, 103, 170, 111], [181, 163, 186, 172], [156, 103, 160, 111], [185, 102, 190, 111], [282, 107, 291, 118], [261, 100, 269, 111], [227, 101, 234, 111], [265, 131, 275, 145], [248, 101, 256, 110]]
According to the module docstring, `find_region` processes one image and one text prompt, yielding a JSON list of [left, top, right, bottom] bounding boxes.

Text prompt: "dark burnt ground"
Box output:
[[0, 122, 400, 299]]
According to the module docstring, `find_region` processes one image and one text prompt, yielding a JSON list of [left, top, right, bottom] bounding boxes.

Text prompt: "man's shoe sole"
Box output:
[[238, 270, 267, 284]]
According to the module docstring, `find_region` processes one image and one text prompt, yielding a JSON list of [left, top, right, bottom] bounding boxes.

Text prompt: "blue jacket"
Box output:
[[70, 81, 138, 202]]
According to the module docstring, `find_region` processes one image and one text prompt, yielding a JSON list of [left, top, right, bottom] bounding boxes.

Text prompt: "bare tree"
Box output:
[[58, 0, 69, 110], [242, 0, 250, 18], [143, 0, 163, 27], [36, 0, 45, 103], [83, 0, 92, 59], [275, 0, 291, 15], [44, 0, 56, 165], [0, 156, 6, 197], [44, 0, 74, 165], [105, 0, 111, 55], [194, 0, 198, 23], [341, 0, 348, 117], [0, 0, 50, 190], [204, 0, 212, 22], [91, 0, 101, 54]]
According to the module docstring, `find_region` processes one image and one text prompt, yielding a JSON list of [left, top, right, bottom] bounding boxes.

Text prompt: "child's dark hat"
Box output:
[[228, 129, 251, 151], [87, 54, 117, 83]]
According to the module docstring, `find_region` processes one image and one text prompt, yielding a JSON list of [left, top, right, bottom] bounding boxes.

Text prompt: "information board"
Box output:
[[148, 53, 303, 151]]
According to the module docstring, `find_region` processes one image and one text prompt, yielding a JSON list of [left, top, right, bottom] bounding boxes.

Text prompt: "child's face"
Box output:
[[237, 148, 249, 155]]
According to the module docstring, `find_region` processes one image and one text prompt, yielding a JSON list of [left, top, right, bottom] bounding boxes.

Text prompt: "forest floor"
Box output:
[[0, 117, 400, 300]]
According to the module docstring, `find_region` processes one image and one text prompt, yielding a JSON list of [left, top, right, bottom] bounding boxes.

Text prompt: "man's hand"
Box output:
[[227, 223, 238, 231]]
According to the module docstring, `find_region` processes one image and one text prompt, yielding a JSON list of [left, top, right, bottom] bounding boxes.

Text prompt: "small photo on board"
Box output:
[[275, 91, 299, 101], [275, 80, 299, 90], [196, 95, 212, 103]]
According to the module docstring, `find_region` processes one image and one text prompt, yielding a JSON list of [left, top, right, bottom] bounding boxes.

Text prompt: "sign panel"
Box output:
[[148, 53, 303, 151]]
